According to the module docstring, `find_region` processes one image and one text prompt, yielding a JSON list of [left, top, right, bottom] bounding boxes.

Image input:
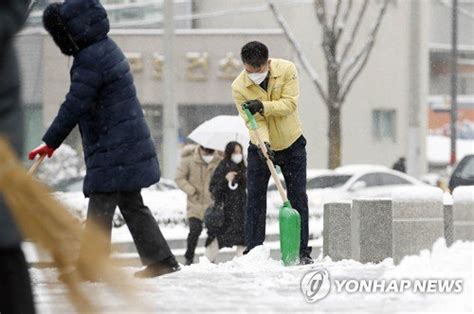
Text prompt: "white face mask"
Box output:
[[202, 155, 214, 164], [231, 154, 243, 164], [248, 71, 268, 85]]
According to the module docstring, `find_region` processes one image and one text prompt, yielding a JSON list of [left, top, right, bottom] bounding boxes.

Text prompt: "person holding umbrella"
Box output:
[[232, 41, 313, 265], [205, 141, 247, 262]]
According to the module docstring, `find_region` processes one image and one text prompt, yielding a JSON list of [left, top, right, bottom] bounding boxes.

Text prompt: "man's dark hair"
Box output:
[[241, 41, 269, 68]]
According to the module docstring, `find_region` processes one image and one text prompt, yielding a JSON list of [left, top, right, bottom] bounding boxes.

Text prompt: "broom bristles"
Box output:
[[0, 138, 151, 313]]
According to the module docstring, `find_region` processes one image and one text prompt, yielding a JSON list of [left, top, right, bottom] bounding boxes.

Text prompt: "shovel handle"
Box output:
[[243, 106, 288, 204], [27, 154, 46, 176]]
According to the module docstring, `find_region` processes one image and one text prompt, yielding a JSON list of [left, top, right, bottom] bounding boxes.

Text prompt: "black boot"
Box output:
[[299, 254, 314, 265], [134, 256, 181, 278], [185, 258, 193, 266], [299, 247, 314, 265]]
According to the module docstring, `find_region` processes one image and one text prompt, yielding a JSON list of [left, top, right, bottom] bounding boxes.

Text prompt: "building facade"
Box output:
[[15, 0, 474, 177]]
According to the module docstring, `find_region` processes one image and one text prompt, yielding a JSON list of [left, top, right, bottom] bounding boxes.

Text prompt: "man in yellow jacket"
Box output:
[[232, 41, 312, 264]]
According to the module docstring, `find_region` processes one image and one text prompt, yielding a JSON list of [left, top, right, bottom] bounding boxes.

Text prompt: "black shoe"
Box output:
[[299, 254, 314, 265], [185, 258, 193, 266], [134, 257, 181, 278]]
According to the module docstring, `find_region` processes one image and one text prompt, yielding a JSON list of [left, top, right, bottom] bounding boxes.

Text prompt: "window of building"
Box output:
[[372, 109, 397, 142]]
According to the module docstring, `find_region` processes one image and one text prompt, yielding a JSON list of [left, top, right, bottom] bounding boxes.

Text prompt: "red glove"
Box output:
[[28, 144, 55, 160]]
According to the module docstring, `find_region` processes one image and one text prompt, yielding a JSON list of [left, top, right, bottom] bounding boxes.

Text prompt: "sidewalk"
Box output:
[[25, 218, 323, 267]]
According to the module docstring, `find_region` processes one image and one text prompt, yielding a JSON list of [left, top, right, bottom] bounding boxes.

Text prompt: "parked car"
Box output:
[[268, 169, 333, 191], [268, 165, 428, 214], [449, 154, 474, 192]]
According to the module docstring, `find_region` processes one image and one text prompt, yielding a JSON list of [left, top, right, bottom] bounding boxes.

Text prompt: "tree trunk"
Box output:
[[328, 105, 341, 169]]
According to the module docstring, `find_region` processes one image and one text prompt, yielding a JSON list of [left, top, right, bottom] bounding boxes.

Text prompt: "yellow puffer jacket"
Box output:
[[232, 58, 303, 151]]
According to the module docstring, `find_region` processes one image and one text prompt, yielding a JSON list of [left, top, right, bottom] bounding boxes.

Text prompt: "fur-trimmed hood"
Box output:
[[43, 0, 110, 55]]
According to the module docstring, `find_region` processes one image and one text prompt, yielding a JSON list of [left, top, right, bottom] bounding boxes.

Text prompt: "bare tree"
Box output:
[[268, 0, 391, 168]]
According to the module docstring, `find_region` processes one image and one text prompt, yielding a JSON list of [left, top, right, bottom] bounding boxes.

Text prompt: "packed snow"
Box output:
[[391, 186, 445, 202], [453, 185, 474, 204], [30, 239, 473, 313]]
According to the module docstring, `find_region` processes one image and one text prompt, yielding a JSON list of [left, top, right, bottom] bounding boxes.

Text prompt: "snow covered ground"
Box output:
[[53, 188, 304, 225], [30, 239, 472, 313]]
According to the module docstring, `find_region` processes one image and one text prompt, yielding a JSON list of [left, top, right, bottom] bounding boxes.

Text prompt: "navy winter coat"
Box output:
[[42, 0, 160, 196]]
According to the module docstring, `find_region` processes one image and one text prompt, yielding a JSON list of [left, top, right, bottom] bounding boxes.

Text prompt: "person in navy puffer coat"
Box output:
[[28, 0, 179, 278]]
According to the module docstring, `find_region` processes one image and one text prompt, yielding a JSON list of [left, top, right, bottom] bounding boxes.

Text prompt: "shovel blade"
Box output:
[[279, 201, 301, 266]]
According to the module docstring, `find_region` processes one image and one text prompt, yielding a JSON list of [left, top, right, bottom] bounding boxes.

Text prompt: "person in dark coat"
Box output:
[[205, 142, 247, 262], [0, 1, 36, 313], [28, 0, 179, 278], [392, 157, 406, 173]]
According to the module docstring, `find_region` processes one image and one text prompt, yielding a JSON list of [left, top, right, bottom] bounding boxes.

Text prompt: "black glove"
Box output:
[[243, 100, 264, 115], [258, 142, 275, 163]]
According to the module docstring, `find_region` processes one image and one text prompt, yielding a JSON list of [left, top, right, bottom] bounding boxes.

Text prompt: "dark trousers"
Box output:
[[79, 191, 174, 266], [0, 247, 36, 314], [184, 217, 203, 262], [245, 135, 310, 256]]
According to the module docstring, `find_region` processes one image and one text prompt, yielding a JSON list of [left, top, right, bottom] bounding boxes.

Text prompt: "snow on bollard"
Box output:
[[391, 186, 444, 265], [351, 199, 392, 263], [323, 202, 351, 261], [452, 186, 474, 242]]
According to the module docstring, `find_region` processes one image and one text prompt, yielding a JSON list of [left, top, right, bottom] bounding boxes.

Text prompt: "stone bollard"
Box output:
[[323, 202, 351, 261], [444, 204, 454, 247], [351, 199, 392, 263], [452, 186, 474, 242], [391, 187, 444, 264]]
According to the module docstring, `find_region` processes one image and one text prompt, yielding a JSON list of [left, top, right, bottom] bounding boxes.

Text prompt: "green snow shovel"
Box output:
[[243, 105, 301, 266]]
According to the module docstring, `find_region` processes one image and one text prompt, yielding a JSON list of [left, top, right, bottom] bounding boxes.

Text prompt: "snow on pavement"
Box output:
[[30, 239, 473, 313]]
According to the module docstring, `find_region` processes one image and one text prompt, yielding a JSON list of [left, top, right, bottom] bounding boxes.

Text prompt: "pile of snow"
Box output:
[[386, 239, 472, 280], [36, 144, 85, 186], [30, 238, 473, 312], [54, 189, 188, 224], [383, 239, 473, 312], [453, 185, 474, 204], [190, 245, 281, 272], [54, 189, 322, 226], [391, 186, 444, 203]]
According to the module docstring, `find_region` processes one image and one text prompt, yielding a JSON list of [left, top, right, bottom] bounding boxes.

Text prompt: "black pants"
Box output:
[[79, 191, 174, 266], [0, 247, 36, 314], [184, 217, 203, 262], [246, 136, 310, 256]]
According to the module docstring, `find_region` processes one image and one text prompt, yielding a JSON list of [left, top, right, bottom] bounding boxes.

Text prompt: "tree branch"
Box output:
[[335, 0, 353, 43], [267, 0, 328, 103], [338, 0, 391, 105], [331, 0, 343, 33], [314, 0, 337, 70], [338, 0, 369, 66]]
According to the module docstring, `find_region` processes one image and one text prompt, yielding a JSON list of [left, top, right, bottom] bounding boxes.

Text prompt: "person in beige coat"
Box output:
[[175, 144, 221, 265]]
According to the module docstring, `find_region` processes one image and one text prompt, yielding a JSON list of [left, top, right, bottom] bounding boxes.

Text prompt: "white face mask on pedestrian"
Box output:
[[248, 71, 268, 85], [231, 153, 243, 164], [202, 155, 214, 164]]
